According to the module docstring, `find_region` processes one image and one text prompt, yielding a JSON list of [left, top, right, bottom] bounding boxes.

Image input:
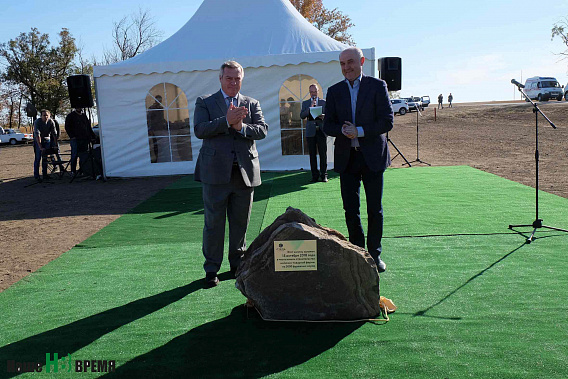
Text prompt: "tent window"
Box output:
[[279, 75, 320, 155], [146, 83, 192, 163]]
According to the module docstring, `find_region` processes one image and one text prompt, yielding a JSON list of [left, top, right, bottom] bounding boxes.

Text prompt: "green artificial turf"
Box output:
[[1, 166, 567, 378]]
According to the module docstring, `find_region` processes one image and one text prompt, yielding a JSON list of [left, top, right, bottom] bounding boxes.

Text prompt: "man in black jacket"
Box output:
[[65, 108, 95, 175], [323, 47, 394, 272]]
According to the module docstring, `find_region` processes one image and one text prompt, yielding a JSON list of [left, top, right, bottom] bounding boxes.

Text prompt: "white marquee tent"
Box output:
[[93, 0, 377, 177]]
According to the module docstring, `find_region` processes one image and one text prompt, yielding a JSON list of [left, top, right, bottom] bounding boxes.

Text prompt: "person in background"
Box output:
[[448, 93, 453, 108], [323, 47, 394, 273], [48, 116, 64, 173], [300, 84, 328, 182], [65, 108, 95, 176], [33, 110, 58, 182], [438, 93, 444, 109], [147, 95, 165, 162]]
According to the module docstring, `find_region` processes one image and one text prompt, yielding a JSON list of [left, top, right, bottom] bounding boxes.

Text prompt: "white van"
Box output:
[[523, 76, 563, 102]]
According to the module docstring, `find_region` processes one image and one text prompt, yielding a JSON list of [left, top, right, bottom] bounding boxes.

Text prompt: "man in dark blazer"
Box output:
[[300, 84, 328, 182], [194, 61, 268, 287], [323, 47, 394, 272]]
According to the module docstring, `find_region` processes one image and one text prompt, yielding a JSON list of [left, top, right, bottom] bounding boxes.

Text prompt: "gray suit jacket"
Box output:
[[194, 90, 268, 187], [300, 98, 326, 138]]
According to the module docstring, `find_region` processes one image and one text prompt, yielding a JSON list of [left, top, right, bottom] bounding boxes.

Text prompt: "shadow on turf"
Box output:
[[0, 280, 204, 378], [0, 276, 362, 379], [386, 232, 518, 239], [410, 242, 527, 320], [102, 305, 363, 378], [138, 171, 323, 221]]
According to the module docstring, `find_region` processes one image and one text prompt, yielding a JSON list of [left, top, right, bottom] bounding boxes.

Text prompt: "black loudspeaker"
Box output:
[[67, 75, 94, 109], [25, 102, 37, 118], [378, 57, 402, 91]]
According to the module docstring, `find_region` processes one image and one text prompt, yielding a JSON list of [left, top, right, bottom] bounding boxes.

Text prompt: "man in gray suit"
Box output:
[[194, 61, 268, 287], [300, 84, 328, 182]]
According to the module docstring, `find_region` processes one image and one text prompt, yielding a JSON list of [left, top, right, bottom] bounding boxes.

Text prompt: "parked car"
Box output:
[[523, 76, 563, 102], [421, 96, 431, 107], [564, 82, 568, 101], [390, 99, 409, 115], [0, 127, 34, 145], [402, 97, 424, 112]]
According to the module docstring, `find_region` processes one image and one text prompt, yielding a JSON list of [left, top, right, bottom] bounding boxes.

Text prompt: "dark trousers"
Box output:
[[33, 140, 50, 179], [340, 149, 385, 265], [307, 129, 327, 179], [201, 165, 254, 274], [70, 139, 90, 173]]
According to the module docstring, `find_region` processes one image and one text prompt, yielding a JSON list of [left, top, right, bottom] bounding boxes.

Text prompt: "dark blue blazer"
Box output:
[[323, 75, 394, 173]]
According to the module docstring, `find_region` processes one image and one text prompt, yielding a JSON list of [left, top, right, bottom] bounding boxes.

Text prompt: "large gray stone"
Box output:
[[235, 207, 380, 321]]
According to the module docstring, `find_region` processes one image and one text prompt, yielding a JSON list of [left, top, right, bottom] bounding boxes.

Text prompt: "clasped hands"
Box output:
[[227, 103, 248, 131], [341, 121, 358, 139]]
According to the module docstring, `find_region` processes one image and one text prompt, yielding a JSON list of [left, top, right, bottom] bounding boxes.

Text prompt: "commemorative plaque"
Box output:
[[274, 240, 317, 271]]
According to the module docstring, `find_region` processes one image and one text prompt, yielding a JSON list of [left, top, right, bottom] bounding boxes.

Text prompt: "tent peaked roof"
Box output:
[[94, 0, 353, 77]]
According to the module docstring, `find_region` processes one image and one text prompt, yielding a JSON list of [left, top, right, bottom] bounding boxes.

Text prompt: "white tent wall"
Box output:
[[95, 48, 376, 178]]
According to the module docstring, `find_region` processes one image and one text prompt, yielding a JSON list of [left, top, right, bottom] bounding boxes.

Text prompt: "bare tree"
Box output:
[[0, 82, 25, 129], [103, 8, 163, 65], [552, 17, 568, 61]]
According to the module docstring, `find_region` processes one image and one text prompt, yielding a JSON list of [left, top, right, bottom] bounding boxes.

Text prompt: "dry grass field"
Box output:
[[1, 100, 567, 291]]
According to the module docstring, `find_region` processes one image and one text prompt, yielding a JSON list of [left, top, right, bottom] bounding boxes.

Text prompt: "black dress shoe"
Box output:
[[310, 176, 319, 183], [229, 266, 238, 279], [376, 257, 387, 273], [320, 174, 328, 182], [204, 272, 219, 288]]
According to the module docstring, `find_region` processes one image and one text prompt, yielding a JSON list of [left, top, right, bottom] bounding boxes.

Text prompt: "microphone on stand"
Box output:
[[511, 79, 525, 88]]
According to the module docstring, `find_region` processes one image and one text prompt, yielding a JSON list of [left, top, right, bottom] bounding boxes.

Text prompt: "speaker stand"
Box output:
[[387, 132, 411, 167]]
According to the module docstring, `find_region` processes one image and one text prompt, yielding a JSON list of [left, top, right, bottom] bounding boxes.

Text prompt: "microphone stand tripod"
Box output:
[[508, 82, 568, 243], [404, 108, 430, 166]]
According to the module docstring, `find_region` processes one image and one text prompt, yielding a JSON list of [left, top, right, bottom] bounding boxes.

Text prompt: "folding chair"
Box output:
[[45, 148, 71, 179]]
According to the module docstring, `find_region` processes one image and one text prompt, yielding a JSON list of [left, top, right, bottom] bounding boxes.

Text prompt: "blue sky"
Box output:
[[2, 0, 568, 102]]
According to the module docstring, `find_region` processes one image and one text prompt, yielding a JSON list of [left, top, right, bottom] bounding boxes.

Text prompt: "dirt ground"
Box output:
[[1, 101, 567, 292]]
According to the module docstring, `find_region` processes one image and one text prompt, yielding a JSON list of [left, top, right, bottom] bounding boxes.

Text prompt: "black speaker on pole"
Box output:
[[25, 102, 37, 118], [378, 57, 402, 91], [67, 75, 94, 109]]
